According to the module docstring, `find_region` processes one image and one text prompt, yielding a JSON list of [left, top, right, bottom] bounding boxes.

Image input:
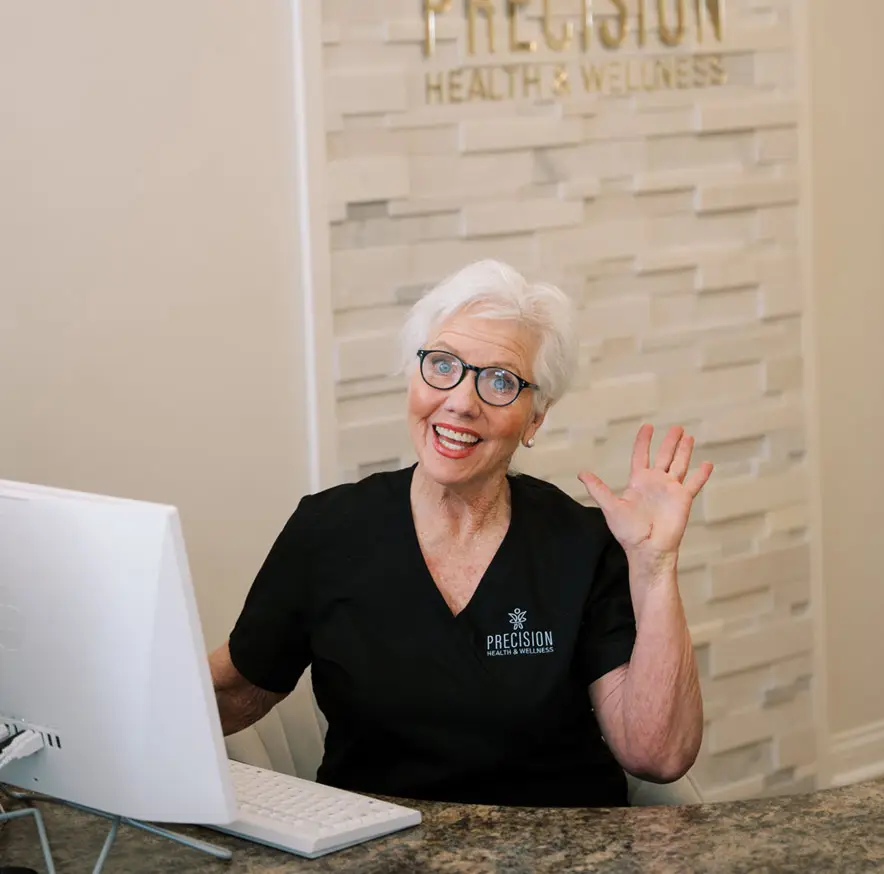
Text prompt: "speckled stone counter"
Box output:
[[3, 779, 884, 873]]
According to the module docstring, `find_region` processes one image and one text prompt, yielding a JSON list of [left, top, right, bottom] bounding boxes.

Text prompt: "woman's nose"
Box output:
[[443, 374, 481, 417]]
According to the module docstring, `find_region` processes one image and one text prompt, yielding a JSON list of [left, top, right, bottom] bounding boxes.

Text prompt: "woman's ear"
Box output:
[[523, 407, 547, 446]]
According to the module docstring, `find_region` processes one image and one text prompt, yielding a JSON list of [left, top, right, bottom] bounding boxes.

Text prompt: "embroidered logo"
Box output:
[[487, 608, 554, 658], [508, 608, 527, 630]]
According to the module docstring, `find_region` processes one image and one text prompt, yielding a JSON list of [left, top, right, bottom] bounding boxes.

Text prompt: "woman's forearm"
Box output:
[[619, 556, 703, 781], [209, 642, 286, 736]]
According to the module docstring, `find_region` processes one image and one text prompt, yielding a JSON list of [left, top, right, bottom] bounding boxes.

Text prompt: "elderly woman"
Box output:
[[210, 259, 711, 808]]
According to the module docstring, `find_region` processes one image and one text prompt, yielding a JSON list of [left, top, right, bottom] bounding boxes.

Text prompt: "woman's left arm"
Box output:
[[579, 423, 713, 783]]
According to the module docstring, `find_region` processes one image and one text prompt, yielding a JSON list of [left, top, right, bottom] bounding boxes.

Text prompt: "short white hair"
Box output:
[[398, 259, 578, 414]]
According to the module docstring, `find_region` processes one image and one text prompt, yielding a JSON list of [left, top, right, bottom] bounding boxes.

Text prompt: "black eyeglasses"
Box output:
[[416, 349, 538, 407]]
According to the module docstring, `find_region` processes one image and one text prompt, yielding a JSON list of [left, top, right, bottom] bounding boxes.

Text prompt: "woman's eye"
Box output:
[[492, 374, 515, 392]]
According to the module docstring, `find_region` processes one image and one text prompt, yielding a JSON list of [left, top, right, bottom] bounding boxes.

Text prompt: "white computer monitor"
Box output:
[[0, 479, 237, 825]]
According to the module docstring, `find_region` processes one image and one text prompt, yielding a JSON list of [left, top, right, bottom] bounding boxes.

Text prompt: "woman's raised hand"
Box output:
[[578, 424, 713, 569]]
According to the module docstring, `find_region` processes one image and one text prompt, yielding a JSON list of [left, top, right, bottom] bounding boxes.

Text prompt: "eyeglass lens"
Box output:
[[420, 351, 521, 406]]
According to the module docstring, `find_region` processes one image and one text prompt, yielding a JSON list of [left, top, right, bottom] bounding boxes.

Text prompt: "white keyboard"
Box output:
[[208, 760, 422, 859]]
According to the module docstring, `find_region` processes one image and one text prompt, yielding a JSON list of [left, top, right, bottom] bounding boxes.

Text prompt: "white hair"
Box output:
[[398, 259, 578, 414]]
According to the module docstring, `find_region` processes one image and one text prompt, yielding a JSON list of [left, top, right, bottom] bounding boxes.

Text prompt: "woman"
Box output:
[[210, 259, 711, 808]]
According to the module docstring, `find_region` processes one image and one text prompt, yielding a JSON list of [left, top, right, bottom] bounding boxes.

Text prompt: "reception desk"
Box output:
[[2, 779, 882, 872]]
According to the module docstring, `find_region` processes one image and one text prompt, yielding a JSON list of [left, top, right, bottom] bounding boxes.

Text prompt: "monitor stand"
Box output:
[[1, 787, 232, 874], [0, 807, 55, 874]]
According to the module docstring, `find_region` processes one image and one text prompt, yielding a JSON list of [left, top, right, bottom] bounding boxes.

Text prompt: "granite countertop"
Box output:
[[3, 779, 884, 873]]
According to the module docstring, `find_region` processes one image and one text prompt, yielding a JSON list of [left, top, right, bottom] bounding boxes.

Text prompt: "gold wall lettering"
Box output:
[[467, 0, 496, 54], [509, 0, 537, 52], [543, 0, 574, 52], [421, 0, 727, 102], [423, 0, 725, 57], [424, 0, 453, 60], [657, 0, 686, 48], [424, 55, 726, 103]]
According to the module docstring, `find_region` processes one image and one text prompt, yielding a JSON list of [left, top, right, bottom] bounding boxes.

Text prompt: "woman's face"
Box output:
[[407, 310, 545, 490]]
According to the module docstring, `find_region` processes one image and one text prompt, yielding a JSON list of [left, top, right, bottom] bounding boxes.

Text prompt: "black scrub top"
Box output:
[[228, 465, 637, 807]]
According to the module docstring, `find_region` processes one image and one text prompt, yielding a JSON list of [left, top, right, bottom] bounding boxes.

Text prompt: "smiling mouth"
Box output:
[[433, 424, 482, 452]]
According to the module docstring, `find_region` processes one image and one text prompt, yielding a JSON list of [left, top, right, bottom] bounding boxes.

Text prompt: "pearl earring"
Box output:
[[526, 437, 535, 448]]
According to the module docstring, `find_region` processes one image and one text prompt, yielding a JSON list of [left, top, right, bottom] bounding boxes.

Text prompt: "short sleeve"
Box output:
[[576, 530, 637, 685], [227, 497, 314, 695]]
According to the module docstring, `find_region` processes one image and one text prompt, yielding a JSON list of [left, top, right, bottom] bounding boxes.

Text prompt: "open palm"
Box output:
[[578, 424, 713, 558]]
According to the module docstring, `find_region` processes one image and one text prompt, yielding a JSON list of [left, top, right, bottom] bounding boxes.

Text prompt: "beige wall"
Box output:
[[0, 0, 309, 648], [805, 0, 884, 779]]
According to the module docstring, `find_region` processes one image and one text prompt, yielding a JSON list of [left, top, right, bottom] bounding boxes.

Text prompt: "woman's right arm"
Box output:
[[213, 495, 319, 735], [209, 641, 288, 736]]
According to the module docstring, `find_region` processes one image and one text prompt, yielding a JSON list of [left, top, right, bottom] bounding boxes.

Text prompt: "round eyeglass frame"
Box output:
[[416, 349, 538, 407]]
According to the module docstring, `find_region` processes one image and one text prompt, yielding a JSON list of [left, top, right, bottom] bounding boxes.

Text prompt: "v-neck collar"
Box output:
[[402, 464, 519, 623]]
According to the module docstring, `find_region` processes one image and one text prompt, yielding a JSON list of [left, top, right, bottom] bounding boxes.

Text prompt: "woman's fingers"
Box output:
[[578, 471, 615, 513], [630, 423, 654, 475], [631, 423, 710, 492], [685, 461, 714, 497], [668, 433, 694, 482], [653, 425, 685, 472]]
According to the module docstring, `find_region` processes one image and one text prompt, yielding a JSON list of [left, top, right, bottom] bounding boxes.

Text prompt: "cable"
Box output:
[[0, 731, 43, 834], [0, 733, 44, 842], [0, 725, 15, 758], [0, 730, 44, 774]]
